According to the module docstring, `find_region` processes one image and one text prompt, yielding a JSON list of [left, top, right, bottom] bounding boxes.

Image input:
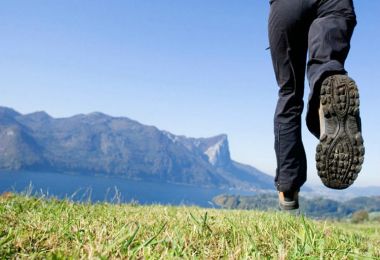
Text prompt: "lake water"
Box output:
[[0, 171, 257, 207]]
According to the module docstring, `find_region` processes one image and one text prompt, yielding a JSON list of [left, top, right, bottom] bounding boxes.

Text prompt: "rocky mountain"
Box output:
[[0, 107, 273, 190]]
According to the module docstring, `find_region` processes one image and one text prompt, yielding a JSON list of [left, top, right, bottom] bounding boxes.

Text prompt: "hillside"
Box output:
[[0, 106, 273, 190], [0, 193, 379, 258], [213, 193, 380, 219]]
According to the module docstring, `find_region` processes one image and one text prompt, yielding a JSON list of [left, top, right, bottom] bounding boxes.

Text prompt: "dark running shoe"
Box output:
[[278, 191, 299, 210], [316, 75, 365, 189]]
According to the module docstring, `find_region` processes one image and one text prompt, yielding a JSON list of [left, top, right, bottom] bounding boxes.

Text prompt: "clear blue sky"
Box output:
[[1, 1, 379, 187]]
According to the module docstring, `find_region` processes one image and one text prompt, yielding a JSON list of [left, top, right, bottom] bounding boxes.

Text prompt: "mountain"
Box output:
[[304, 185, 380, 200], [0, 107, 274, 190]]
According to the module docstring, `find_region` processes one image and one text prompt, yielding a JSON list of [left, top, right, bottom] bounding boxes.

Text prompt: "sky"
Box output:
[[1, 1, 379, 187]]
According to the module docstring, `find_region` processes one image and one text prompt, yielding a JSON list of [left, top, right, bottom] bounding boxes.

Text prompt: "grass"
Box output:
[[0, 192, 379, 259], [332, 221, 380, 241]]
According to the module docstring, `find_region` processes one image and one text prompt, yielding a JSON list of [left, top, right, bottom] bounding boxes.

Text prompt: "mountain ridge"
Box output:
[[0, 106, 274, 190]]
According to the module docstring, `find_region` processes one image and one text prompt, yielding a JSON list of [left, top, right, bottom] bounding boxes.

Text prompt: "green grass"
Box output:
[[1, 193, 379, 259], [332, 221, 380, 241]]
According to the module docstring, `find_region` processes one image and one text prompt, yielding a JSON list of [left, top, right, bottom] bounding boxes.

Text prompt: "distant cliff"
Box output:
[[0, 106, 273, 190]]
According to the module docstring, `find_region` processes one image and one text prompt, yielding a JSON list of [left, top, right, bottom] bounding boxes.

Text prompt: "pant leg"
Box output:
[[306, 0, 357, 138], [269, 0, 313, 192]]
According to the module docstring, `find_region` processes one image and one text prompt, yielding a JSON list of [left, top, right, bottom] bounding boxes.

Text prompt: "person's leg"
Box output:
[[269, 0, 313, 194], [306, 0, 357, 138], [306, 0, 364, 189]]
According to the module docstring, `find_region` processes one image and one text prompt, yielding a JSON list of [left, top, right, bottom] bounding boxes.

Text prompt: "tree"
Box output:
[[351, 210, 369, 223]]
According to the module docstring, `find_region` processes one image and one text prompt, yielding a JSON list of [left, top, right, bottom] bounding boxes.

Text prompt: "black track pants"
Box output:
[[268, 0, 356, 192]]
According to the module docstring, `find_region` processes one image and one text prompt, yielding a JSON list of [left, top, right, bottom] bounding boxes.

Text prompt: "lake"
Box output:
[[0, 171, 257, 207]]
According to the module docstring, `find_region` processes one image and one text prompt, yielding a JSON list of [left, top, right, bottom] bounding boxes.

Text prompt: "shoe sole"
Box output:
[[316, 75, 365, 189], [279, 201, 299, 210]]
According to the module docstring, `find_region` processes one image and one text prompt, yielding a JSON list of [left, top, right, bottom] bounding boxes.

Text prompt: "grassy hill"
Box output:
[[213, 193, 380, 219], [1, 193, 379, 259]]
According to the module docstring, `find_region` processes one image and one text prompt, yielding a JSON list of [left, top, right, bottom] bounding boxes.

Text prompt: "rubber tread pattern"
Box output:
[[316, 75, 365, 189]]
